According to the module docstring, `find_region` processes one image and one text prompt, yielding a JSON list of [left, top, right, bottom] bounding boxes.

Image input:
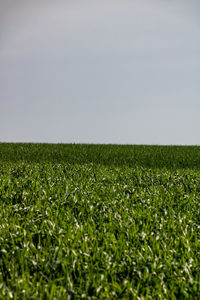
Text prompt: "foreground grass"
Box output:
[[0, 144, 200, 299]]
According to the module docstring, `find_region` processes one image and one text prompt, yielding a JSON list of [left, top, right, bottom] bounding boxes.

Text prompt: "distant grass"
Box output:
[[0, 143, 200, 299], [0, 143, 200, 169]]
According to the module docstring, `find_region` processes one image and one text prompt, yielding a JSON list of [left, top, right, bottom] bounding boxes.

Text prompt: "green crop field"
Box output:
[[0, 143, 200, 299]]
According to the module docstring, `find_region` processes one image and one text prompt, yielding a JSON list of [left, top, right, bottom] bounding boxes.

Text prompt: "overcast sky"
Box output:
[[0, 0, 200, 144]]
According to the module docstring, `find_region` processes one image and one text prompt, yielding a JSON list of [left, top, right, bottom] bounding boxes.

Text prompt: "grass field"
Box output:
[[0, 143, 200, 299]]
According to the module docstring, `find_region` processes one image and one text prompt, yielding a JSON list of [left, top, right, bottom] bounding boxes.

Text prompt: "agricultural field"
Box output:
[[0, 143, 200, 299]]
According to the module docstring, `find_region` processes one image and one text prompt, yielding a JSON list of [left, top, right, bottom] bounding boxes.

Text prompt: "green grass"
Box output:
[[0, 143, 200, 299], [1, 142, 200, 168]]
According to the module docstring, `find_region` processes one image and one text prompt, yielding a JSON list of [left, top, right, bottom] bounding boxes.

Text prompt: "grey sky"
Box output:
[[0, 0, 200, 144]]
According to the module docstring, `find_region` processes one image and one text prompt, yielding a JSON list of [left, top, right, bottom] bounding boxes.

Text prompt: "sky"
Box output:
[[0, 0, 200, 145]]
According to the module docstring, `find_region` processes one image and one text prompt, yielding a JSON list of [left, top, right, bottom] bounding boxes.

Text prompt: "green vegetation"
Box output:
[[1, 142, 200, 169], [0, 143, 200, 299]]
